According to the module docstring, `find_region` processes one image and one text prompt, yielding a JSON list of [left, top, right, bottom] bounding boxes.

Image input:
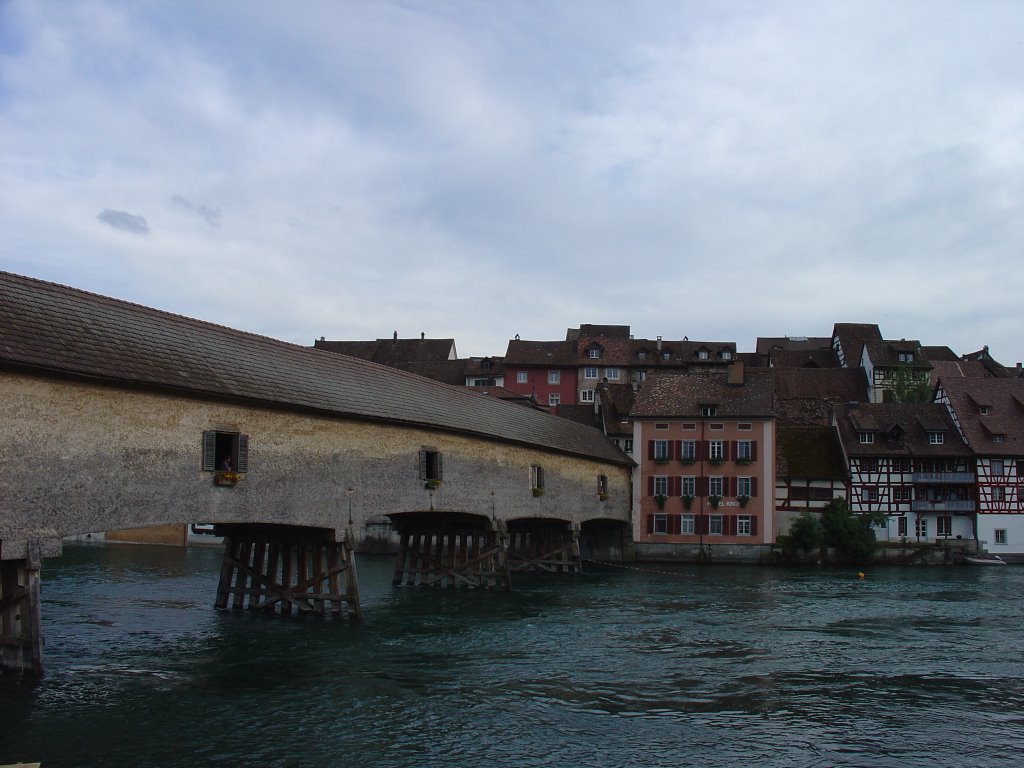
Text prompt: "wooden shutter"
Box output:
[[750, 516, 758, 536], [419, 449, 427, 480], [726, 515, 736, 536], [730, 441, 737, 462], [436, 452, 444, 481], [696, 515, 709, 535], [202, 431, 216, 471], [646, 514, 655, 534], [698, 476, 709, 497], [722, 441, 731, 461], [648, 441, 655, 460], [699, 441, 708, 461], [751, 441, 758, 461], [236, 434, 249, 473], [671, 477, 682, 496], [751, 477, 758, 497], [648, 476, 655, 496]]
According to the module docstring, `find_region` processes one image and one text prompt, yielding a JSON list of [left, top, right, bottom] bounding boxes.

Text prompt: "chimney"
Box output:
[[421, 332, 425, 340], [656, 336, 662, 351], [393, 331, 398, 340], [727, 360, 745, 386]]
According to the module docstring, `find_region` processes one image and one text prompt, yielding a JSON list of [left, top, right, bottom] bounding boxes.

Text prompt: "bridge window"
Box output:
[[531, 465, 545, 491], [419, 448, 444, 481], [202, 430, 248, 472], [598, 475, 608, 495]]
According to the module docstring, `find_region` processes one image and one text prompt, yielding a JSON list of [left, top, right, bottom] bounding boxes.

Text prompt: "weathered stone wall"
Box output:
[[1, 373, 631, 555]]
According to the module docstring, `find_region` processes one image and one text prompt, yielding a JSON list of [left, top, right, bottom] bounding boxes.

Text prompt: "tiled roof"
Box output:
[[921, 345, 958, 362], [772, 368, 868, 425], [0, 272, 630, 466], [755, 336, 832, 355], [864, 340, 931, 369], [631, 369, 774, 418], [776, 426, 848, 479], [597, 382, 636, 437], [832, 323, 882, 365], [768, 349, 841, 369], [938, 376, 1024, 456], [566, 324, 631, 341], [314, 337, 456, 365], [502, 339, 578, 366], [837, 403, 968, 457]]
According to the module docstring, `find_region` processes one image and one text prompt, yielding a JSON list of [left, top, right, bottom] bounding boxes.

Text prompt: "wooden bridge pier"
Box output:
[[508, 520, 582, 575], [214, 524, 360, 618], [0, 540, 45, 676], [391, 513, 511, 589]]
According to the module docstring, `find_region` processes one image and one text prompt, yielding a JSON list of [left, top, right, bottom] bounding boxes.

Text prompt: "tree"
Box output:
[[889, 363, 932, 403], [820, 498, 886, 562], [787, 510, 824, 556]]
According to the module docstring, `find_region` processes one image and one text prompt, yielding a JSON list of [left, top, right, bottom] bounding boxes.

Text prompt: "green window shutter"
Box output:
[[202, 431, 216, 471]]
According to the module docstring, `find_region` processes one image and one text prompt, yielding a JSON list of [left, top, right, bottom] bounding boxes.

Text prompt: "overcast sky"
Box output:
[[3, 2, 1023, 363]]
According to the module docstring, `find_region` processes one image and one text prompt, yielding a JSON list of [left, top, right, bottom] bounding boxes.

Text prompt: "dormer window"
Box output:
[[980, 407, 990, 416], [993, 434, 1006, 443], [661, 351, 670, 360], [698, 350, 709, 360], [721, 351, 733, 360], [928, 432, 945, 445], [700, 405, 717, 417], [588, 347, 601, 359], [897, 352, 913, 363], [859, 432, 875, 444], [638, 351, 647, 360]]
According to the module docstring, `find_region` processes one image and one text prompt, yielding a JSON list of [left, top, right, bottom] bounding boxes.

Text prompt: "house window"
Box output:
[[992, 460, 1006, 476], [589, 348, 601, 359], [737, 441, 752, 461], [860, 432, 875, 444], [517, 371, 527, 384], [584, 366, 598, 379], [898, 352, 913, 363], [606, 367, 620, 380], [638, 351, 647, 360], [980, 407, 990, 416], [737, 477, 752, 497], [995, 529, 1008, 545], [548, 393, 560, 407], [580, 389, 595, 403], [863, 488, 879, 502], [861, 458, 879, 473], [598, 475, 608, 495], [709, 441, 724, 460], [202, 430, 249, 473], [419, 447, 444, 481], [721, 351, 733, 360], [893, 487, 912, 502], [531, 465, 545, 491], [681, 514, 695, 534], [682, 423, 696, 431], [937, 516, 952, 536], [548, 370, 560, 384], [681, 476, 696, 497], [737, 516, 751, 535], [892, 459, 912, 473], [738, 423, 752, 431], [708, 515, 723, 534], [993, 487, 1006, 502], [994, 434, 1006, 443], [709, 423, 724, 431], [680, 440, 696, 460], [700, 405, 717, 417], [915, 518, 928, 538], [653, 476, 669, 496], [709, 476, 724, 496], [655, 423, 669, 430], [653, 440, 670, 460], [652, 514, 668, 534], [661, 351, 670, 360], [624, 438, 634, 453], [698, 350, 709, 361], [898, 517, 908, 537], [928, 432, 944, 445]]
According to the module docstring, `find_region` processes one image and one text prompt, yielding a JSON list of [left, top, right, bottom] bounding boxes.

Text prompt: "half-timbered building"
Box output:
[[837, 403, 974, 543], [936, 374, 1024, 556]]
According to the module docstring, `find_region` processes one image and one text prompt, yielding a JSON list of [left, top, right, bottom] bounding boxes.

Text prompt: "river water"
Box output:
[[2, 543, 1023, 767]]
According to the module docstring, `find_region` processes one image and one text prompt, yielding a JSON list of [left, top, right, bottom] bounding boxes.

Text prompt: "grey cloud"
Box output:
[[97, 209, 150, 235], [172, 195, 222, 227]]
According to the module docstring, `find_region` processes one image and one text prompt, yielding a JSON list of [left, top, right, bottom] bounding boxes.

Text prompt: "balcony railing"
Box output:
[[910, 500, 975, 513], [912, 472, 974, 484]]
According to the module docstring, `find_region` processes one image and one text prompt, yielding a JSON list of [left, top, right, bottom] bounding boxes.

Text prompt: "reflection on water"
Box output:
[[2, 544, 1024, 767]]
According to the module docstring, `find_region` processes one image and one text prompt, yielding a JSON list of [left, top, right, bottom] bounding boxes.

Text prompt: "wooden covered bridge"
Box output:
[[0, 271, 634, 675]]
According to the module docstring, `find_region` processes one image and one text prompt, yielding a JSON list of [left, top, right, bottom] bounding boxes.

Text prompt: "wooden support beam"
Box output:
[[214, 525, 359, 618], [508, 522, 581, 575], [0, 540, 44, 677], [391, 516, 511, 590]]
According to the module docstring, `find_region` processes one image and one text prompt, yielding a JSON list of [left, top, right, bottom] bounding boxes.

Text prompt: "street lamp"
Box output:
[[346, 486, 354, 526]]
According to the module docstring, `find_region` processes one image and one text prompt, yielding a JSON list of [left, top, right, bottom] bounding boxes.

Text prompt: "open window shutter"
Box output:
[[698, 477, 709, 497], [236, 434, 249, 473], [202, 431, 216, 471], [668, 440, 676, 460], [730, 441, 737, 461], [698, 441, 707, 461], [696, 515, 708, 535], [726, 515, 736, 536], [648, 476, 655, 496], [677, 440, 684, 460], [751, 441, 758, 461], [646, 514, 655, 534], [723, 441, 731, 461], [670, 514, 681, 535], [728, 477, 737, 497], [751, 477, 758, 497], [437, 452, 444, 481], [671, 477, 681, 496], [750, 516, 758, 536], [418, 449, 427, 480]]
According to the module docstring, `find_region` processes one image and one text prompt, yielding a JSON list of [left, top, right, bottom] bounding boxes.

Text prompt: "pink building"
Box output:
[[631, 364, 775, 558]]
